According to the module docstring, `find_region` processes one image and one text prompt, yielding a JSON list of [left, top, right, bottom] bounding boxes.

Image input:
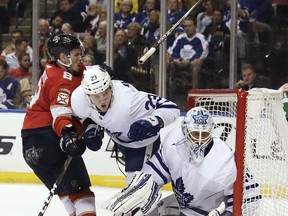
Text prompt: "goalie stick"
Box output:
[[138, 0, 205, 64], [208, 202, 226, 216], [150, 194, 226, 216]]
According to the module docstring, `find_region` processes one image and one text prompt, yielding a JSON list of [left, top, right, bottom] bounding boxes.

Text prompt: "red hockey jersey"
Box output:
[[22, 62, 85, 136]]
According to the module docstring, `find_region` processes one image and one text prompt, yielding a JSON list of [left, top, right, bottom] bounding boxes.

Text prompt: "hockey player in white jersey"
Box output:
[[71, 65, 180, 184], [105, 107, 237, 216]]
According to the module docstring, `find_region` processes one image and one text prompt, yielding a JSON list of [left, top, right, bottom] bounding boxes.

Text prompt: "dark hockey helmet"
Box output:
[[47, 33, 84, 61]]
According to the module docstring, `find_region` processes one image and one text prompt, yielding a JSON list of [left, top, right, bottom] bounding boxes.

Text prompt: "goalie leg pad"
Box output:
[[107, 172, 155, 212], [104, 171, 162, 215], [103, 171, 149, 210], [139, 182, 162, 215]]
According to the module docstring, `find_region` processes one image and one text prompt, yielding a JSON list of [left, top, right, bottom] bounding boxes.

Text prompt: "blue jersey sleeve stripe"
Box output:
[[157, 104, 179, 109], [226, 194, 234, 199], [226, 201, 234, 207], [155, 152, 170, 175], [146, 160, 169, 184]]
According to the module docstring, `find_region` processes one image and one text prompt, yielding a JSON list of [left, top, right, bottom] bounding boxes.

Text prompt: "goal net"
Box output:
[[187, 88, 288, 216]]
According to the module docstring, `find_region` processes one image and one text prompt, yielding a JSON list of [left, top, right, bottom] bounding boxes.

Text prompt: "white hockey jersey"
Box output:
[[71, 80, 180, 148], [142, 126, 237, 215]]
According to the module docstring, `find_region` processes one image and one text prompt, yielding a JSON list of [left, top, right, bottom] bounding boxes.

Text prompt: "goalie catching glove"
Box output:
[[60, 126, 86, 157], [83, 123, 104, 151], [128, 116, 164, 141], [104, 171, 162, 215]]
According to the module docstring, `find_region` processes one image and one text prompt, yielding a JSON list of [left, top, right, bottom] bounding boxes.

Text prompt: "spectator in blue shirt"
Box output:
[[167, 0, 186, 49], [0, 59, 21, 109], [134, 0, 158, 27], [114, 0, 136, 30], [168, 16, 209, 89]]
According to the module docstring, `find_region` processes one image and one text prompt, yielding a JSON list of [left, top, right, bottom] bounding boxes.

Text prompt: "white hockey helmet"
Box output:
[[81, 65, 112, 95], [182, 107, 214, 147], [181, 107, 214, 163]]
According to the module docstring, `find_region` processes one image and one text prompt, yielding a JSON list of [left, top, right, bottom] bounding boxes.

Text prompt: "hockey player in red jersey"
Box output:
[[21, 33, 97, 216]]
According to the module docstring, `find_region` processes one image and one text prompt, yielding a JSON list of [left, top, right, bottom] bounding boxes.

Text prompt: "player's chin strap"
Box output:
[[57, 57, 72, 68], [56, 57, 80, 76], [103, 171, 162, 216]]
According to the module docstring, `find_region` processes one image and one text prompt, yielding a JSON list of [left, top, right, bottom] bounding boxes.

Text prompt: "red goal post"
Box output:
[[187, 88, 288, 216]]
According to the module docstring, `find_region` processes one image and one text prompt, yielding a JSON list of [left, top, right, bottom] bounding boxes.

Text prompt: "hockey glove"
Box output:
[[84, 123, 104, 151], [128, 116, 164, 141], [60, 126, 86, 157]]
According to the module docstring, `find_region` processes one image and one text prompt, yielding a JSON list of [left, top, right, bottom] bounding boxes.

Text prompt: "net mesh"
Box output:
[[188, 88, 288, 216]]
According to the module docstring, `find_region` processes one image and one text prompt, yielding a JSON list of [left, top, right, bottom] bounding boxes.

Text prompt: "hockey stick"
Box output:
[[208, 202, 226, 216], [138, 0, 205, 64], [156, 194, 226, 216], [37, 126, 92, 216], [38, 155, 73, 216]]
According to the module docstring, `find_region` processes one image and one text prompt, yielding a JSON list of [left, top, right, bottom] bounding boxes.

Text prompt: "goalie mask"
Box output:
[[81, 65, 112, 112], [181, 107, 214, 163]]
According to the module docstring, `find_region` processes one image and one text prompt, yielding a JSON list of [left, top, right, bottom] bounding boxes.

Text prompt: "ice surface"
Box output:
[[0, 183, 173, 216]]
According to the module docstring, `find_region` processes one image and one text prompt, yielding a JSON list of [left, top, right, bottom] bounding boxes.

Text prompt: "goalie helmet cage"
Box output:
[[187, 88, 288, 216]]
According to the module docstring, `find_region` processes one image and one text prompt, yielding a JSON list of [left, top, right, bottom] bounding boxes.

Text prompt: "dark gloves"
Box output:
[[84, 123, 104, 151], [60, 126, 86, 157], [128, 116, 164, 141]]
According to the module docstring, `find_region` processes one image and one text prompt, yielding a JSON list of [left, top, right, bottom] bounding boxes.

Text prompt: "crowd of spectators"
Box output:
[[0, 0, 287, 111]]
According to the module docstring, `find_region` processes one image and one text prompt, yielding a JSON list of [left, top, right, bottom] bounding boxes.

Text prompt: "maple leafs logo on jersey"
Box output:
[[172, 177, 194, 207], [0, 88, 7, 103], [192, 110, 208, 125]]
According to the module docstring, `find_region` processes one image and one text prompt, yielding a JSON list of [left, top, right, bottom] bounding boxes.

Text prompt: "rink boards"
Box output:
[[1, 110, 287, 194], [0, 110, 183, 189]]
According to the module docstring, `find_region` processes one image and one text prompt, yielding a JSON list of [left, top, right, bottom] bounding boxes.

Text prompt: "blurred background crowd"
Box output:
[[0, 0, 287, 111]]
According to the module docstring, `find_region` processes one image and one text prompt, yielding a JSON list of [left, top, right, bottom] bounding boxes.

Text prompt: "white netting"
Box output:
[[188, 88, 288, 216]]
